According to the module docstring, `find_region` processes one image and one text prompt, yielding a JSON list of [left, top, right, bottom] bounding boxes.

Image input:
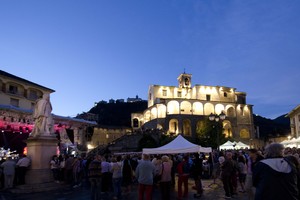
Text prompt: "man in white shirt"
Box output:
[[101, 155, 112, 194], [16, 154, 31, 185]]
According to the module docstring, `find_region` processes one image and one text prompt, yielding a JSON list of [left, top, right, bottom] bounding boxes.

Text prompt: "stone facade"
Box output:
[[89, 126, 132, 148], [131, 73, 255, 143], [286, 104, 300, 138]]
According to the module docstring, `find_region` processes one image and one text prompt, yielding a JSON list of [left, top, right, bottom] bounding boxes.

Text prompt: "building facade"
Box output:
[[286, 104, 300, 138], [89, 125, 132, 148], [131, 73, 255, 143], [0, 70, 96, 155]]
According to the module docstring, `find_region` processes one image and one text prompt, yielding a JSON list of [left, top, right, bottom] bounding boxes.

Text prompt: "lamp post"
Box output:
[[209, 111, 226, 151]]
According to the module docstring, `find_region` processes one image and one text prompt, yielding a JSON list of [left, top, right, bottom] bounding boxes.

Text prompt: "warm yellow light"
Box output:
[[87, 144, 94, 150], [205, 87, 211, 93]]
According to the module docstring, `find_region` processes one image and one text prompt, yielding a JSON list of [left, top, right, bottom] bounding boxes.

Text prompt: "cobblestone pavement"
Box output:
[[0, 178, 249, 200]]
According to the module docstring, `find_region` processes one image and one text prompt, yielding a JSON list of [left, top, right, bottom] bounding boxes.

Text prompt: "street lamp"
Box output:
[[209, 111, 226, 150]]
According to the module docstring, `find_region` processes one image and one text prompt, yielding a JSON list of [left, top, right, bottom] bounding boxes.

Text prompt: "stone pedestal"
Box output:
[[25, 136, 58, 184]]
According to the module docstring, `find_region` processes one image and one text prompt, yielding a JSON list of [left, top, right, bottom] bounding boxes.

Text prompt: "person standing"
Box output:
[[152, 155, 162, 186], [101, 155, 112, 194], [253, 143, 299, 200], [122, 155, 133, 197], [88, 154, 102, 200], [72, 156, 83, 188], [237, 155, 247, 193], [16, 154, 30, 185], [50, 155, 60, 183], [135, 154, 155, 200], [190, 153, 203, 199], [177, 155, 190, 199], [245, 148, 264, 200], [111, 156, 123, 200], [159, 155, 172, 200], [221, 152, 235, 199], [64, 155, 74, 184], [1, 156, 16, 189]]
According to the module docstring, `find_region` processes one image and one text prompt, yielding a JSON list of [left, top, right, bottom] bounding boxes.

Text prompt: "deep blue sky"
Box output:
[[1, 0, 299, 119]]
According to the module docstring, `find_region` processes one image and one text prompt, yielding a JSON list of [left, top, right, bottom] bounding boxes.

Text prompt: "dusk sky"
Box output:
[[1, 1, 299, 119]]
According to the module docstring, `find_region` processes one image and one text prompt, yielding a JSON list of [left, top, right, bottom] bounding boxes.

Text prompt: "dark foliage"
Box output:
[[88, 101, 147, 126], [253, 114, 290, 138], [138, 134, 158, 151], [195, 118, 227, 149]]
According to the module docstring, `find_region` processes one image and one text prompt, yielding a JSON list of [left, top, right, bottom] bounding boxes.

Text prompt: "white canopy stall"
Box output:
[[219, 141, 235, 150], [235, 141, 250, 149], [220, 141, 250, 150], [281, 137, 300, 148], [142, 135, 212, 154]]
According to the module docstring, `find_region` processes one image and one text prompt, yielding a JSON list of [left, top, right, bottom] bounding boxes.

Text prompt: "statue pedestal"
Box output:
[[25, 136, 58, 184]]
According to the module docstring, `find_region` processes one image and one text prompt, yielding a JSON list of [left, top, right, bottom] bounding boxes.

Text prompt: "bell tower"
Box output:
[[177, 71, 192, 88]]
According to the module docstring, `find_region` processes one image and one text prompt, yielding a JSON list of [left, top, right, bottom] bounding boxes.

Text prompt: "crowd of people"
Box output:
[[0, 154, 31, 189], [1, 142, 300, 200], [46, 151, 206, 200], [216, 143, 300, 200]]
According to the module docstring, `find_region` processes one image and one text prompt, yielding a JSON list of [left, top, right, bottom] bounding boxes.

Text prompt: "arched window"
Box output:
[[240, 129, 250, 138], [204, 103, 214, 115], [157, 105, 166, 118], [183, 119, 192, 136], [192, 102, 203, 115], [180, 101, 192, 114], [169, 119, 179, 135], [133, 118, 139, 128], [151, 107, 157, 119], [167, 101, 179, 114]]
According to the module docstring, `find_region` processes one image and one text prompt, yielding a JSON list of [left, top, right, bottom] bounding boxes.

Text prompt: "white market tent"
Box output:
[[280, 140, 290, 145], [142, 135, 212, 154], [220, 141, 250, 150], [282, 137, 300, 148], [219, 141, 235, 150], [235, 141, 250, 149]]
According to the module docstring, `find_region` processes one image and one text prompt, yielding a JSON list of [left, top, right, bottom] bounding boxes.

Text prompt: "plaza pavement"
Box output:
[[0, 178, 248, 200]]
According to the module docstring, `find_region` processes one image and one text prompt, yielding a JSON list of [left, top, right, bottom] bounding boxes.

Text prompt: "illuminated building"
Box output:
[[0, 70, 96, 154], [286, 104, 300, 138], [131, 73, 255, 142], [89, 125, 132, 148]]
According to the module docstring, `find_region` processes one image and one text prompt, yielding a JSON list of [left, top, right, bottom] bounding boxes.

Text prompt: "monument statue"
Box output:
[[31, 93, 54, 137], [25, 93, 58, 186]]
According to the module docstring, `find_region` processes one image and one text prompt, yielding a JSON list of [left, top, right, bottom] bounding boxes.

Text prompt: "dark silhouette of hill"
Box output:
[[253, 114, 290, 138], [86, 101, 147, 127]]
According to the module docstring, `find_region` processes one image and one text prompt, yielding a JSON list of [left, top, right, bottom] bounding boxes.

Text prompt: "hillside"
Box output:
[[253, 114, 290, 138], [86, 100, 147, 127]]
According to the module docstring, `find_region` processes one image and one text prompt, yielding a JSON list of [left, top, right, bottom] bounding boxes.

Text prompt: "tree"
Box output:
[[195, 118, 226, 149], [137, 134, 158, 151]]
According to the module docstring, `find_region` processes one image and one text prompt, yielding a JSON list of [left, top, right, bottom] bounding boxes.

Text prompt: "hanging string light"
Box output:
[[0, 147, 19, 161]]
